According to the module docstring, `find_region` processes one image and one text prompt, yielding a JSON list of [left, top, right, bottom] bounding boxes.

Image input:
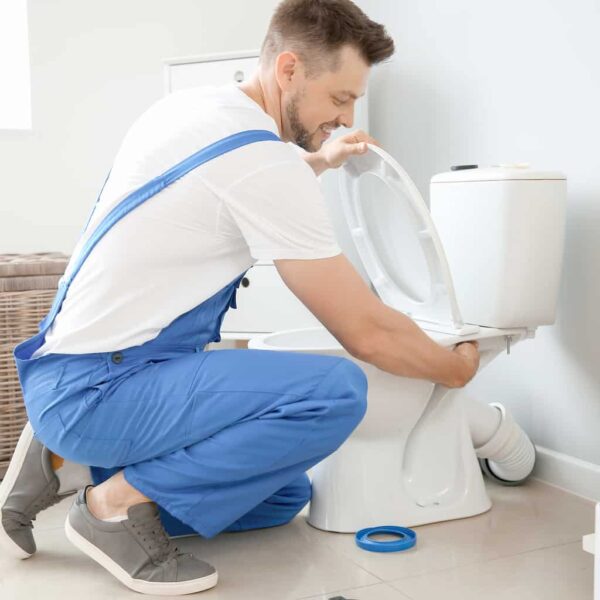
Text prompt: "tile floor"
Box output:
[[0, 478, 594, 600]]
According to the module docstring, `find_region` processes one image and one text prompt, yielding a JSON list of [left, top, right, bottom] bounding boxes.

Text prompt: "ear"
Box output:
[[274, 51, 301, 92]]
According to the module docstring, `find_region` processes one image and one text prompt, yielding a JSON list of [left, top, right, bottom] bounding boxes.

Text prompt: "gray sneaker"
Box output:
[[65, 485, 218, 595], [0, 421, 76, 559]]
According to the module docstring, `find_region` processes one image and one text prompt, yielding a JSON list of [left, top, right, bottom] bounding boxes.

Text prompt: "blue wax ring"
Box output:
[[355, 526, 417, 553]]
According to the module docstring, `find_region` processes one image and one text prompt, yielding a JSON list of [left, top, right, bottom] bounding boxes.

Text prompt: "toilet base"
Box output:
[[306, 475, 493, 534], [305, 388, 494, 533], [306, 493, 493, 533]]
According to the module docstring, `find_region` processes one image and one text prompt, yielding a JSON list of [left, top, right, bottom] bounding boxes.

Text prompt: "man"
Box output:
[[1, 0, 479, 595]]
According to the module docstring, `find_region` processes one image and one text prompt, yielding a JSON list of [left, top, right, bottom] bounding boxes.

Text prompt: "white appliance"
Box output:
[[249, 149, 567, 532]]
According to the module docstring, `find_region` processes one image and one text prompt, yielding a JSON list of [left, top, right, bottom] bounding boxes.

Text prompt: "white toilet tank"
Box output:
[[430, 165, 567, 329]]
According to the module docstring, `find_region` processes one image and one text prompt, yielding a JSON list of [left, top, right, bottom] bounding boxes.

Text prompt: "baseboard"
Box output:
[[532, 445, 600, 502]]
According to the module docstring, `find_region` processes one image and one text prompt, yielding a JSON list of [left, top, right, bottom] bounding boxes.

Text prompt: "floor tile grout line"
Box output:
[[386, 538, 587, 591], [293, 541, 387, 599], [383, 536, 588, 584], [296, 580, 413, 600], [306, 532, 388, 586], [484, 538, 586, 562], [342, 555, 387, 585], [310, 529, 589, 586]]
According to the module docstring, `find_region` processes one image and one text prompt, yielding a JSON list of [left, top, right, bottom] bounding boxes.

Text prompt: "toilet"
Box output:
[[248, 146, 567, 533]]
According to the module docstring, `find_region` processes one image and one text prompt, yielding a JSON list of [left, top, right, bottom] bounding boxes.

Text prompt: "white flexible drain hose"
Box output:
[[466, 399, 536, 485]]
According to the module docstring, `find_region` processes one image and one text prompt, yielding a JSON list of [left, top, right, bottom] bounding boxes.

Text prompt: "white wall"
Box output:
[[358, 0, 600, 496], [0, 0, 279, 254]]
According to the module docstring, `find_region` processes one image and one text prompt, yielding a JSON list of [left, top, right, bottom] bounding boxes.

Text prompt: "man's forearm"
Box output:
[[359, 305, 469, 388]]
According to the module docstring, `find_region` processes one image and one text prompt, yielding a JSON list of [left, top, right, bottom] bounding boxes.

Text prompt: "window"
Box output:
[[0, 0, 32, 130]]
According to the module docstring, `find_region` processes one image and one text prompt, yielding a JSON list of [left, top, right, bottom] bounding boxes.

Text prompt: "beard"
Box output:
[[286, 92, 317, 152]]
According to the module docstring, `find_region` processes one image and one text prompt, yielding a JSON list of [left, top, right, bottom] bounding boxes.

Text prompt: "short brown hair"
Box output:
[[261, 0, 395, 76]]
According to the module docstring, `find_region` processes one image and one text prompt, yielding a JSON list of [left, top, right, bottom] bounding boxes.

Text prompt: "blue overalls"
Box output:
[[12, 130, 368, 539]]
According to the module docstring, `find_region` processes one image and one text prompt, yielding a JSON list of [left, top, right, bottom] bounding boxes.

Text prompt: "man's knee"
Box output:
[[223, 474, 312, 532], [316, 357, 368, 431], [269, 473, 312, 526], [285, 472, 312, 510], [343, 358, 368, 424]]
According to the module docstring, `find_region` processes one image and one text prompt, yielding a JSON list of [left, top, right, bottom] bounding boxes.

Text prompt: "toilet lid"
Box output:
[[338, 145, 478, 335]]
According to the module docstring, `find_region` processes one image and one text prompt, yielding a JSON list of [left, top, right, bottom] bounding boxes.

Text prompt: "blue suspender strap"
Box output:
[[38, 129, 281, 333]]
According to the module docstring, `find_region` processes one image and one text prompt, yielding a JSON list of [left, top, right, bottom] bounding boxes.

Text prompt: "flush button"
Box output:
[[450, 164, 478, 171], [111, 352, 123, 364]]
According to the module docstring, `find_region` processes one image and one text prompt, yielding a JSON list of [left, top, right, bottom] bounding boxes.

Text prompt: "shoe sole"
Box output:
[[0, 422, 35, 560], [65, 514, 218, 595]]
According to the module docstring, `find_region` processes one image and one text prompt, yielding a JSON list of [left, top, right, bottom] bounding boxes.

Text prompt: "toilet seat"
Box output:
[[338, 145, 479, 336]]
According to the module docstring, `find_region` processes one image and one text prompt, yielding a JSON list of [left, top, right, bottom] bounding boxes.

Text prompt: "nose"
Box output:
[[339, 104, 355, 129]]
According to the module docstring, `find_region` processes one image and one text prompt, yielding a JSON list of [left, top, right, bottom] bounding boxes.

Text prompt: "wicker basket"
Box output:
[[0, 253, 70, 479]]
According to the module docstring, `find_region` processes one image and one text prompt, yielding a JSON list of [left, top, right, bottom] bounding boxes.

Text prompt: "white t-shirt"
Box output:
[[33, 84, 341, 357]]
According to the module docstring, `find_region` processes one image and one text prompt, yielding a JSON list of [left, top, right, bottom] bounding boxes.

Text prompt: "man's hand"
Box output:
[[320, 129, 379, 170], [304, 130, 379, 176], [449, 341, 480, 388]]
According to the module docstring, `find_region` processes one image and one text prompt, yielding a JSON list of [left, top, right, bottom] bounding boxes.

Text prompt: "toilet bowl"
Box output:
[[249, 147, 566, 532], [250, 325, 531, 531]]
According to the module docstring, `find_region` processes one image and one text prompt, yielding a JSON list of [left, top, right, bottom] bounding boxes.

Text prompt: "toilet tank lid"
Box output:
[[431, 166, 566, 184]]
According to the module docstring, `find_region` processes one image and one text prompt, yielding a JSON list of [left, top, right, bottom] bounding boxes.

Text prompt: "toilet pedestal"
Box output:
[[306, 370, 492, 533]]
